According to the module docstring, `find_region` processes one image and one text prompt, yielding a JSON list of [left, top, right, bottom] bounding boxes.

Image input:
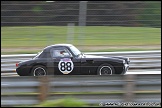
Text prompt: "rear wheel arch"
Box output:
[[30, 64, 47, 76]]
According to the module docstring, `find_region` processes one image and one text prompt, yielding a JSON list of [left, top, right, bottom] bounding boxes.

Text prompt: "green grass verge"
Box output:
[[1, 26, 161, 54], [2, 26, 161, 47], [16, 97, 89, 107], [34, 97, 89, 107], [3, 90, 160, 107]]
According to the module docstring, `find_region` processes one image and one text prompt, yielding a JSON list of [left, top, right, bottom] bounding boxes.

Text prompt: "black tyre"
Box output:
[[30, 65, 47, 76], [97, 63, 115, 75]]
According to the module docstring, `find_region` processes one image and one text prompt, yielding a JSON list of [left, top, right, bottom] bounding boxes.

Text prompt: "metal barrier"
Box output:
[[1, 50, 161, 73], [1, 75, 161, 106]]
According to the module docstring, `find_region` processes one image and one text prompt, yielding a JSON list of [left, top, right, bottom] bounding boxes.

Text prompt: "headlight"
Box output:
[[123, 60, 126, 64], [127, 58, 130, 63], [127, 58, 129, 62]]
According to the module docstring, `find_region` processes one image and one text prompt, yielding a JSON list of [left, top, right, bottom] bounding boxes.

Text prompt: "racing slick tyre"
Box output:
[[97, 63, 115, 75], [30, 65, 47, 76]]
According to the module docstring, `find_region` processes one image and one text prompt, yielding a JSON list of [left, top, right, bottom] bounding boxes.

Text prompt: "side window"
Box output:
[[51, 48, 72, 58]]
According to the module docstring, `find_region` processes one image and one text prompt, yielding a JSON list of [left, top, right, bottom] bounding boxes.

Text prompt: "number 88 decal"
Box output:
[[58, 58, 74, 74]]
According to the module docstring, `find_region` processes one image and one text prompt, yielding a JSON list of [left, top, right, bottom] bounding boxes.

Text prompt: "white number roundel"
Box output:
[[58, 58, 74, 74]]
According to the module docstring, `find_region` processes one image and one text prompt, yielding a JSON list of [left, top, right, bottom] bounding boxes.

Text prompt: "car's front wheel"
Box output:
[[30, 65, 47, 76], [97, 63, 115, 75]]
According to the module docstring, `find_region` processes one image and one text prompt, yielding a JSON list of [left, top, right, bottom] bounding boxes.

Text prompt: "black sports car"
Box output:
[[16, 44, 130, 76]]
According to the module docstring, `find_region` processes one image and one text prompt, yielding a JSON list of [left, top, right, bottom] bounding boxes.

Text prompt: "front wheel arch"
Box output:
[[97, 63, 115, 75]]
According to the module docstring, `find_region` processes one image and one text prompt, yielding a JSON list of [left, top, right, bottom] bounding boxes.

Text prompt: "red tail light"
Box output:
[[16, 63, 19, 67]]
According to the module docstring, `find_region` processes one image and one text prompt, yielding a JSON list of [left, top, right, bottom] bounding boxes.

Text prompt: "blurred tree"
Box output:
[[137, 1, 161, 27], [1, 1, 161, 27]]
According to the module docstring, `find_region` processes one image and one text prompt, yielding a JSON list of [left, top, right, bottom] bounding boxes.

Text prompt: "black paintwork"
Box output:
[[16, 44, 130, 76]]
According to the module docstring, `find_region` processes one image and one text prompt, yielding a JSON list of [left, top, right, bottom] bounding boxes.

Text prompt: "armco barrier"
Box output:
[[1, 75, 161, 106], [1, 50, 161, 73]]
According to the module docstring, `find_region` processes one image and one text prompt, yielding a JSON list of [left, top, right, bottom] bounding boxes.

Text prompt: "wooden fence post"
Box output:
[[38, 76, 49, 103], [124, 74, 136, 102]]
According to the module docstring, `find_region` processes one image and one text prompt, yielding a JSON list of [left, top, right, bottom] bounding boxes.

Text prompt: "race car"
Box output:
[[16, 44, 130, 76]]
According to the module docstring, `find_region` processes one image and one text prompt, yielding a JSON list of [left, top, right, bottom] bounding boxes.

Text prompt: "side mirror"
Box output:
[[70, 56, 73, 60]]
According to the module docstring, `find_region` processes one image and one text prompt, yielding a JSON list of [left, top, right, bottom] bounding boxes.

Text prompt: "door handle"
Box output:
[[86, 60, 94, 63]]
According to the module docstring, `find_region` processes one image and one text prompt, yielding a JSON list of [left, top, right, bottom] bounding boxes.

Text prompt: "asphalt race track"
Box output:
[[1, 69, 161, 77]]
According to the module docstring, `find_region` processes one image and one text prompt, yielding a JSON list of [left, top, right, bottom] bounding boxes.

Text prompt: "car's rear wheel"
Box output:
[[97, 63, 115, 75], [31, 65, 47, 76]]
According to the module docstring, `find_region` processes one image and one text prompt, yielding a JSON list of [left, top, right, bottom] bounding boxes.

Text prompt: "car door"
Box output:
[[50, 47, 81, 75], [80, 57, 97, 75]]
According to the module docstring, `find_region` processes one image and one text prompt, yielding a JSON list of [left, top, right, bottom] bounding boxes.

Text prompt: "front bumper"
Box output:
[[124, 64, 129, 72], [122, 63, 129, 74]]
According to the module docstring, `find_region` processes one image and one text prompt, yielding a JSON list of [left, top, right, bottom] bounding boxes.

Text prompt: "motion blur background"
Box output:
[[1, 1, 161, 107], [1, 1, 161, 54]]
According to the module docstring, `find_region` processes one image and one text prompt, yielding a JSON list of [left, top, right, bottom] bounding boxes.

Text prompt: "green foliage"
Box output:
[[34, 97, 88, 107], [32, 6, 42, 13], [137, 1, 161, 27], [1, 1, 161, 27]]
